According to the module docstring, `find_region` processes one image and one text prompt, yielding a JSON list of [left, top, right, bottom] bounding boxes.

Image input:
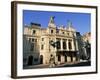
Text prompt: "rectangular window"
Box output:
[[35, 39, 37, 42], [58, 55, 61, 61], [57, 41, 61, 49], [34, 58, 38, 62], [51, 30, 53, 33], [42, 38, 44, 41], [33, 30, 36, 34], [63, 41, 66, 49], [67, 33, 69, 36], [62, 32, 64, 34], [41, 45, 44, 50], [30, 43, 34, 51], [32, 38, 34, 42], [68, 41, 72, 50], [29, 38, 31, 42]]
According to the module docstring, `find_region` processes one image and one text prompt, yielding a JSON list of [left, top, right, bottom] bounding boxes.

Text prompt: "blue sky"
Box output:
[[23, 10, 91, 35]]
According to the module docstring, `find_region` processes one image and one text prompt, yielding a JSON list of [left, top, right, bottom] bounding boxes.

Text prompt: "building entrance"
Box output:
[[65, 55, 67, 62], [40, 55, 43, 64], [27, 55, 33, 65]]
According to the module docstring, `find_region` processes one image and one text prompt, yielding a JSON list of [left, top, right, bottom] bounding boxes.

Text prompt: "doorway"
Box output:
[[40, 55, 43, 64], [58, 55, 61, 61], [27, 55, 33, 65], [65, 55, 67, 62]]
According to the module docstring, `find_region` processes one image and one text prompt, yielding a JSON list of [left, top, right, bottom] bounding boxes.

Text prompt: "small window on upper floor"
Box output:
[[51, 30, 53, 33], [29, 38, 31, 42], [42, 38, 44, 41], [67, 33, 69, 36], [41, 44, 44, 50], [32, 38, 34, 42], [33, 30, 36, 34], [35, 39, 37, 42], [62, 32, 64, 34]]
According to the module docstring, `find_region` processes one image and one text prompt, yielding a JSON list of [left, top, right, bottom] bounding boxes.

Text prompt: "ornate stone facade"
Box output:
[[23, 17, 88, 66]]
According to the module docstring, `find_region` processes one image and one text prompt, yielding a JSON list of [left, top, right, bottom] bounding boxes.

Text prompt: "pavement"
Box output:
[[23, 60, 91, 69]]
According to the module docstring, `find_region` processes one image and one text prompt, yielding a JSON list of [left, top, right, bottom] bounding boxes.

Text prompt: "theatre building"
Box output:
[[23, 16, 85, 66]]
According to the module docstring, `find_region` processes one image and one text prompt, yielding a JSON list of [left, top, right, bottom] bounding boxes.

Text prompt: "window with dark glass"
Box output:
[[58, 55, 61, 61], [56, 40, 60, 49], [33, 30, 36, 34], [34, 58, 38, 62], [51, 30, 53, 33], [63, 41, 66, 49], [41, 44, 44, 50], [42, 38, 44, 41], [30, 43, 34, 51], [29, 38, 31, 42], [62, 32, 64, 34], [68, 41, 72, 50], [35, 39, 37, 42], [32, 38, 34, 42], [67, 33, 69, 36]]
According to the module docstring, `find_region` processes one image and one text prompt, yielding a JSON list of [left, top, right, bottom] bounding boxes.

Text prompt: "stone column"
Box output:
[[61, 55, 64, 63], [72, 39, 75, 51], [61, 39, 63, 50], [66, 39, 69, 51], [54, 38, 57, 63], [55, 38, 57, 51], [67, 56, 71, 62], [75, 40, 78, 51]]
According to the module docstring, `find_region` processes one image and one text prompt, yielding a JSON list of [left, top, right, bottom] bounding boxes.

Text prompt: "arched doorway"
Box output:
[[27, 55, 33, 66], [40, 55, 43, 64]]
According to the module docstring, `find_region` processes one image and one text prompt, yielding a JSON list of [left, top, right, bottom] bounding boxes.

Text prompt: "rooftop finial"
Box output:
[[49, 16, 55, 23], [48, 16, 56, 28]]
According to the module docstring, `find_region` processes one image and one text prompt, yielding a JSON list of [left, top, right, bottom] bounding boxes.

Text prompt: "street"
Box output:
[[23, 61, 91, 69]]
